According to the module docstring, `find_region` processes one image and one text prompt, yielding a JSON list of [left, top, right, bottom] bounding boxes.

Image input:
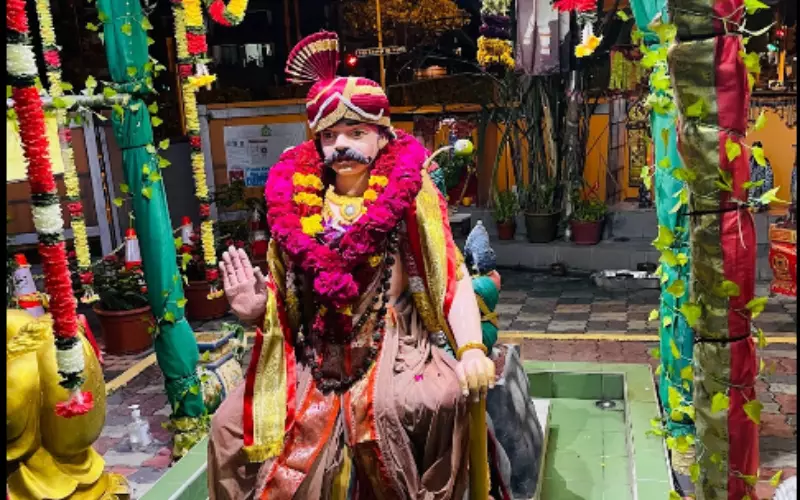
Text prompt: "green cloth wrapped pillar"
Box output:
[[98, 0, 206, 456], [630, 0, 696, 446]]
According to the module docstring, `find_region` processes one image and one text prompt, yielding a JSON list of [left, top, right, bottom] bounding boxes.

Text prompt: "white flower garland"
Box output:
[[55, 340, 85, 374], [32, 204, 65, 235], [7, 44, 38, 76]]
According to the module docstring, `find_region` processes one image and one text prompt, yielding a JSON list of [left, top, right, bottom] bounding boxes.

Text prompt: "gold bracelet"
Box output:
[[456, 341, 488, 360]]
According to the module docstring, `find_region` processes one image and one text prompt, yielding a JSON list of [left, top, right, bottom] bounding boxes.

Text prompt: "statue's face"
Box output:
[[319, 121, 387, 179]]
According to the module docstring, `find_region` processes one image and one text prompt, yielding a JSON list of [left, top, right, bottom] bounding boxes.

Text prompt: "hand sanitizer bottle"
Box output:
[[128, 405, 152, 451]]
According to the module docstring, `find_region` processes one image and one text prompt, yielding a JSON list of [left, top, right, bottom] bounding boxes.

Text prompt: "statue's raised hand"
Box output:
[[219, 247, 267, 322]]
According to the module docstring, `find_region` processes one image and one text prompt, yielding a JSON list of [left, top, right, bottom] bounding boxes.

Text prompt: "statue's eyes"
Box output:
[[351, 130, 365, 138]]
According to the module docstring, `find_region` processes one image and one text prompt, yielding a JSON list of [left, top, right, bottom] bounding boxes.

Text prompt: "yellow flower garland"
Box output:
[[175, 8, 189, 60], [187, 74, 216, 91], [363, 189, 378, 202], [184, 0, 204, 29], [35, 0, 94, 296], [226, 0, 247, 19], [300, 215, 324, 236], [293, 173, 323, 190], [200, 221, 217, 265], [368, 175, 388, 187], [34, 0, 55, 46], [182, 84, 200, 133], [293, 192, 323, 207], [191, 152, 209, 199]]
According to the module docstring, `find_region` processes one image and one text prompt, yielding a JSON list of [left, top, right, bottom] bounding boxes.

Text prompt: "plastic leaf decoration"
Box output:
[[711, 392, 730, 413], [754, 111, 767, 131], [725, 138, 742, 161], [649, 309, 660, 321], [743, 399, 763, 425], [744, 0, 770, 15], [679, 303, 702, 328], [758, 187, 785, 206], [751, 146, 766, 166], [685, 98, 708, 119], [770, 471, 783, 487]]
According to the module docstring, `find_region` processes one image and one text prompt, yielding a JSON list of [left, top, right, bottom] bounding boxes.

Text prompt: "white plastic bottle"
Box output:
[[128, 405, 152, 451]]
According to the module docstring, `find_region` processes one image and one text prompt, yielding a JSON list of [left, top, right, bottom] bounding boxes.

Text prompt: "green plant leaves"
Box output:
[[751, 146, 766, 166], [653, 225, 675, 250]]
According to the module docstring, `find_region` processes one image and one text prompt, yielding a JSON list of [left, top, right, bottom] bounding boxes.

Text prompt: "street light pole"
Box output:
[[375, 0, 385, 89]]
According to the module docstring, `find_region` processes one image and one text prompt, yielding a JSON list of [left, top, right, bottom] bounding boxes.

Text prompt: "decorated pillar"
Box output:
[[628, 0, 696, 468], [668, 0, 767, 496], [97, 0, 207, 456]]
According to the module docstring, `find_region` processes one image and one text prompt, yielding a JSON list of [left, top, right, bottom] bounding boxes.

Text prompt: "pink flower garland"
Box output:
[[266, 130, 426, 311]]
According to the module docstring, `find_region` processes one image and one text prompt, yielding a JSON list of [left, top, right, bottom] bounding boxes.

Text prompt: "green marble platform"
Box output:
[[141, 362, 671, 500]]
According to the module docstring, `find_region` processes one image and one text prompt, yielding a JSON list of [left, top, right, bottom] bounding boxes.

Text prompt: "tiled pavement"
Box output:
[[497, 271, 797, 335], [90, 271, 796, 497]]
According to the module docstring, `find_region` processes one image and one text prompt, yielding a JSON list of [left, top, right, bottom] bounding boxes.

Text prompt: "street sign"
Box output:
[[355, 46, 407, 58]]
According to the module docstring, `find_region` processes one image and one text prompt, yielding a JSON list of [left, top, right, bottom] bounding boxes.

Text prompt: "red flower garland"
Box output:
[[7, 0, 28, 32], [186, 33, 207, 55], [13, 87, 57, 193]]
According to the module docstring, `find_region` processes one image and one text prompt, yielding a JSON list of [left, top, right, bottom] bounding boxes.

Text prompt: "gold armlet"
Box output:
[[456, 341, 488, 360]]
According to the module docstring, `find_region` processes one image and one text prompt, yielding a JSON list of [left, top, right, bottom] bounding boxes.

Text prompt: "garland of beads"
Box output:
[[297, 230, 399, 394], [33, 0, 98, 304], [7, 0, 93, 417], [171, 0, 223, 297]]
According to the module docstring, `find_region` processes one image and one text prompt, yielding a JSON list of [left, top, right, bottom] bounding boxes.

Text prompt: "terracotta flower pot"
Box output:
[[184, 281, 230, 321], [93, 305, 154, 355], [570, 220, 603, 246], [496, 221, 516, 240]]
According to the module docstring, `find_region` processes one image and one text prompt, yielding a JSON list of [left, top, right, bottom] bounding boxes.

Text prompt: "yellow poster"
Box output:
[[6, 115, 65, 182]]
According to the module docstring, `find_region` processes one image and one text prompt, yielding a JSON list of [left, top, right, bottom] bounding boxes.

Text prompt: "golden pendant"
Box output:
[[324, 186, 366, 224]]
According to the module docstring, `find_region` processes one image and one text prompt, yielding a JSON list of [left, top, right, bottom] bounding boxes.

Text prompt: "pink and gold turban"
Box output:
[[285, 31, 391, 134]]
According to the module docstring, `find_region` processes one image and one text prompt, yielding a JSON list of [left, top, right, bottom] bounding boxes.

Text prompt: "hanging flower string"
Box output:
[[171, 0, 223, 298], [33, 0, 98, 304], [7, 0, 92, 417], [552, 0, 602, 58]]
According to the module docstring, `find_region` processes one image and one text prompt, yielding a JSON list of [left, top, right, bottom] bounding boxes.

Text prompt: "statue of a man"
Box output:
[[208, 31, 539, 499]]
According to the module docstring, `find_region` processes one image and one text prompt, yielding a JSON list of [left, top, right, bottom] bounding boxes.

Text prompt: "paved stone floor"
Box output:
[[90, 270, 796, 498]]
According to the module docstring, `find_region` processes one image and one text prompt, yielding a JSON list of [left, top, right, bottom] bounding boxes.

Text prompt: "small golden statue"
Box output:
[[6, 310, 129, 500]]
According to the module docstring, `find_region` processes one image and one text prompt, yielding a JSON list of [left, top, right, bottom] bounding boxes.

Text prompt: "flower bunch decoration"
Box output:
[[477, 0, 515, 70], [266, 130, 426, 343], [7, 0, 93, 417], [34, 0, 98, 304], [552, 0, 601, 58]]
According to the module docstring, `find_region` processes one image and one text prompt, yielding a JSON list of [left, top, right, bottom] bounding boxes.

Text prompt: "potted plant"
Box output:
[[492, 190, 520, 240], [521, 178, 562, 243], [569, 193, 608, 245], [179, 233, 233, 322], [92, 255, 154, 355]]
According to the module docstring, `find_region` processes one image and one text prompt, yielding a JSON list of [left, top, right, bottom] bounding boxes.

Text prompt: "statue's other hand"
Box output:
[[220, 247, 267, 321], [456, 349, 496, 404]]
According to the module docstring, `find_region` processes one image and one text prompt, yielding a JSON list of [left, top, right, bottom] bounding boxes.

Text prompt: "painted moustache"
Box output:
[[323, 148, 372, 167]]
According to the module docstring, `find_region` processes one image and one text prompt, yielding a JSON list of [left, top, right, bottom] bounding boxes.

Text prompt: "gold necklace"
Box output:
[[323, 186, 367, 224]]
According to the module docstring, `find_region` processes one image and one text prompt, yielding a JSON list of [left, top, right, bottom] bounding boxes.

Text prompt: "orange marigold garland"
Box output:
[[7, 0, 93, 417]]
